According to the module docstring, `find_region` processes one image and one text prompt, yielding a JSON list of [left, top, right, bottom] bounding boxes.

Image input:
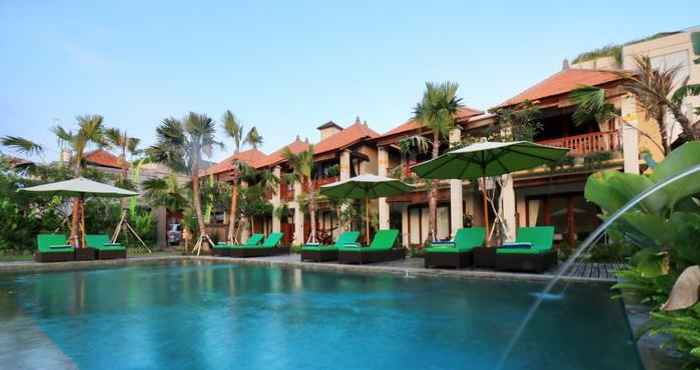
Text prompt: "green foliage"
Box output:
[[490, 100, 543, 142], [585, 242, 638, 263], [586, 142, 700, 367], [413, 81, 463, 142], [583, 151, 613, 169], [572, 44, 623, 65]]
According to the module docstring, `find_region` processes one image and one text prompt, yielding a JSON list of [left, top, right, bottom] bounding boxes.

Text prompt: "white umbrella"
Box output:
[[19, 177, 138, 248]]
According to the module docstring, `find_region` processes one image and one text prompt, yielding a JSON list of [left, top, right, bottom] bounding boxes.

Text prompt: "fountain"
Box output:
[[496, 163, 700, 370]]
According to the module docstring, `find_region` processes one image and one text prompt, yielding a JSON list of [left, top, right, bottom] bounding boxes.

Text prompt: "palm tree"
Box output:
[[282, 145, 317, 243], [142, 175, 189, 214], [148, 112, 222, 254], [221, 110, 265, 243], [54, 115, 108, 246], [413, 82, 463, 241], [2, 115, 108, 246], [105, 128, 141, 182], [617, 56, 699, 153], [570, 85, 665, 155]]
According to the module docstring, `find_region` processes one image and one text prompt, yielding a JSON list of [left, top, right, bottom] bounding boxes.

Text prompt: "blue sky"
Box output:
[[0, 1, 696, 162]]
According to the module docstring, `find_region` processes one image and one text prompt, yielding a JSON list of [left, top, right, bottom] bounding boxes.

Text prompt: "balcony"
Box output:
[[303, 176, 339, 193], [537, 131, 621, 156], [280, 183, 294, 202]]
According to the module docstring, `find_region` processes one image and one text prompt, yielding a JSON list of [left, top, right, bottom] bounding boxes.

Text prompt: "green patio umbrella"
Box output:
[[320, 174, 414, 244], [19, 177, 138, 248], [411, 140, 569, 239]]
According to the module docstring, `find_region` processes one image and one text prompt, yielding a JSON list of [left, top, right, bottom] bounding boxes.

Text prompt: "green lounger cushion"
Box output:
[[225, 233, 265, 248], [497, 226, 554, 255], [86, 234, 125, 250], [426, 227, 485, 253], [261, 232, 283, 247], [337, 229, 399, 252], [302, 231, 360, 251], [37, 234, 74, 253]]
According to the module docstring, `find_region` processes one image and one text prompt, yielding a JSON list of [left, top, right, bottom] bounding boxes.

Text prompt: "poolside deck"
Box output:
[[0, 254, 622, 283]]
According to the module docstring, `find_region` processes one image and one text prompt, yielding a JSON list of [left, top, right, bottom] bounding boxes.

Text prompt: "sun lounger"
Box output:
[[86, 234, 126, 259], [301, 231, 360, 262], [495, 226, 557, 273], [337, 229, 403, 264], [213, 233, 264, 256], [229, 232, 289, 257], [34, 234, 75, 262], [424, 227, 485, 269]]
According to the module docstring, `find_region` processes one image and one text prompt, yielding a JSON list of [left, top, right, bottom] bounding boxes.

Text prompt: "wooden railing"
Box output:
[[303, 176, 339, 192], [280, 183, 294, 201], [537, 131, 621, 156]]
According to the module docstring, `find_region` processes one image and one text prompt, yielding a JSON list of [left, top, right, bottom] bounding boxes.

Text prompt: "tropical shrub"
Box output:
[[584, 141, 700, 367]]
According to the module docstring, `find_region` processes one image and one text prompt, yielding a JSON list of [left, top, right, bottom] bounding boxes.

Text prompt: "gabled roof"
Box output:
[[203, 148, 267, 176], [497, 68, 625, 108], [378, 106, 483, 139], [314, 121, 379, 155], [317, 121, 343, 130], [84, 149, 128, 169], [256, 137, 311, 168]]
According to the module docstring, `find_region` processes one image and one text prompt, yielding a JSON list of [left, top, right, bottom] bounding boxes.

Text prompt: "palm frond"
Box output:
[[222, 110, 243, 152], [0, 136, 44, 155], [413, 81, 463, 139], [569, 85, 619, 126], [245, 126, 263, 149]]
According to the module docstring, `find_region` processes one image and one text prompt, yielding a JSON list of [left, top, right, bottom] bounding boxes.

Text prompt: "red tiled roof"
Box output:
[[379, 106, 483, 139], [497, 68, 625, 108], [84, 149, 128, 169], [256, 137, 310, 168], [203, 148, 267, 176], [314, 121, 379, 155]]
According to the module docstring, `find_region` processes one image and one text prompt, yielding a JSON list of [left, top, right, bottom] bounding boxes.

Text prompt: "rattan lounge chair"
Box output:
[[229, 232, 289, 257], [213, 233, 264, 256], [424, 227, 485, 269], [337, 229, 404, 264], [301, 231, 360, 262], [86, 234, 126, 259], [495, 226, 557, 273], [34, 234, 75, 262]]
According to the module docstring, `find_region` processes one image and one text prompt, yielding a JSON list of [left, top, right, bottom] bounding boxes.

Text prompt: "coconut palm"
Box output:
[[282, 145, 317, 243], [221, 110, 265, 243], [105, 128, 141, 182], [570, 85, 665, 155], [2, 115, 108, 246], [148, 112, 222, 254], [413, 81, 463, 241], [617, 56, 699, 153], [142, 174, 189, 214]]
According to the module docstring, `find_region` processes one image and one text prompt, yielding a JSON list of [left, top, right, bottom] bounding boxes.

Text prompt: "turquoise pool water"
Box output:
[[0, 261, 642, 370]]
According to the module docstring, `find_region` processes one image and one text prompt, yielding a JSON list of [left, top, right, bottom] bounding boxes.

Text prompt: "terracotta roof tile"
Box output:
[[497, 68, 624, 108], [256, 137, 310, 168], [378, 106, 482, 139], [84, 149, 128, 169], [314, 121, 379, 155], [203, 148, 267, 176]]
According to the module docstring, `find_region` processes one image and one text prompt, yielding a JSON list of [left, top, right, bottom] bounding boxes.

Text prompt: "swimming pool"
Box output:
[[0, 260, 642, 370]]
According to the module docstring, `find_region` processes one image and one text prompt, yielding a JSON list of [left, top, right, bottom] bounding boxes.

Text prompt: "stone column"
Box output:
[[501, 174, 516, 242], [292, 179, 304, 245], [340, 150, 351, 180], [155, 206, 167, 249], [271, 166, 282, 233], [621, 94, 640, 174], [448, 128, 463, 237], [401, 205, 409, 248], [377, 146, 390, 230]]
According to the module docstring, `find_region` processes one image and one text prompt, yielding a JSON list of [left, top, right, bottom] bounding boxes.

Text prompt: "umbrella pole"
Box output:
[[481, 177, 490, 247], [365, 197, 370, 245]]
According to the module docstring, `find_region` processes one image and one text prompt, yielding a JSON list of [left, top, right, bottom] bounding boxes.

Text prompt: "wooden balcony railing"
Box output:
[[537, 131, 621, 156], [280, 184, 294, 201], [303, 176, 339, 193]]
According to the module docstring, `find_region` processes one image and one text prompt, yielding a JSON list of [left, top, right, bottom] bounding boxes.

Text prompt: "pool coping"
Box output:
[[0, 254, 616, 284]]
